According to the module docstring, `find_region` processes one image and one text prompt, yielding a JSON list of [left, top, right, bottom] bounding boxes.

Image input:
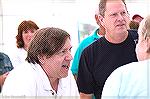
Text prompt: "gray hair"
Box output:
[[138, 15, 150, 39], [99, 0, 127, 17]]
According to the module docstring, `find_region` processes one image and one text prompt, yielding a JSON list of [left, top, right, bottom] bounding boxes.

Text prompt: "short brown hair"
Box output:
[[99, 0, 127, 17], [129, 21, 139, 30], [26, 27, 70, 64], [16, 20, 39, 48]]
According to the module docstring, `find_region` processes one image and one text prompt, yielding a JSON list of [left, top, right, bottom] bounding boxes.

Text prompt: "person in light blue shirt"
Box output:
[[71, 7, 105, 80], [102, 15, 150, 99]]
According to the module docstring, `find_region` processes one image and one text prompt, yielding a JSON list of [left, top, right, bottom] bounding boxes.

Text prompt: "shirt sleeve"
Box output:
[[77, 48, 95, 94]]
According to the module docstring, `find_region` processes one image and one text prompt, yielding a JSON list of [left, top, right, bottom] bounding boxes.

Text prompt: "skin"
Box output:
[[22, 29, 37, 50], [95, 8, 106, 36], [99, 0, 130, 44], [39, 38, 73, 92], [136, 24, 150, 61], [0, 72, 9, 87]]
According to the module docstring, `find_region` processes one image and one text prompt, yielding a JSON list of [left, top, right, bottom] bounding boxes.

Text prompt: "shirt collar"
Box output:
[[31, 63, 67, 96], [92, 28, 101, 40], [31, 63, 52, 91]]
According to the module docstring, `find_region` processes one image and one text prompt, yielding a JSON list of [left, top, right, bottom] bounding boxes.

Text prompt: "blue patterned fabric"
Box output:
[[0, 52, 13, 75]]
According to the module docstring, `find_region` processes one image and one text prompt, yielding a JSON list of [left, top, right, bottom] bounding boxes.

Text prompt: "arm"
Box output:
[[77, 47, 95, 97], [0, 72, 9, 87], [80, 92, 92, 99]]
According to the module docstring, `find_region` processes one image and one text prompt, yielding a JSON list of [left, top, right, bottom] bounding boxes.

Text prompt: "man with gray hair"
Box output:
[[77, 0, 138, 98]]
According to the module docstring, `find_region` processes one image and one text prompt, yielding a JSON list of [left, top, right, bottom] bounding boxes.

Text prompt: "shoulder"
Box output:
[[7, 62, 35, 78], [111, 61, 140, 76], [79, 35, 94, 46], [4, 62, 37, 84], [81, 37, 105, 54], [2, 62, 37, 95], [106, 61, 146, 85], [79, 29, 100, 46], [102, 62, 138, 96]]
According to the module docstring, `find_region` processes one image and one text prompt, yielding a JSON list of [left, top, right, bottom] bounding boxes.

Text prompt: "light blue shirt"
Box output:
[[71, 29, 101, 75], [102, 59, 150, 99]]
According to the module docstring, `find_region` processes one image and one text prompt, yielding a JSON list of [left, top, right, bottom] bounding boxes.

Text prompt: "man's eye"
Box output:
[[111, 13, 117, 16], [61, 50, 66, 53], [121, 11, 127, 15]]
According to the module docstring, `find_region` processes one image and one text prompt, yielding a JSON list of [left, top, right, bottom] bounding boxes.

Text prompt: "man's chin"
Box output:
[[61, 73, 68, 78]]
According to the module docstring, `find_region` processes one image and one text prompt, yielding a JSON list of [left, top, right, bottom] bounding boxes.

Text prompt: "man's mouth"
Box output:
[[116, 24, 125, 27], [62, 65, 69, 69]]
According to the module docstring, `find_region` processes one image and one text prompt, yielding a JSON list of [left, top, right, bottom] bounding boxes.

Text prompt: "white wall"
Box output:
[[0, 0, 150, 56], [0, 0, 79, 56], [126, 0, 150, 19]]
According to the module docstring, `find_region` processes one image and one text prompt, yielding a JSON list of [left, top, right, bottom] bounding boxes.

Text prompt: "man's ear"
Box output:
[[98, 15, 105, 27], [38, 55, 46, 64], [146, 37, 150, 53]]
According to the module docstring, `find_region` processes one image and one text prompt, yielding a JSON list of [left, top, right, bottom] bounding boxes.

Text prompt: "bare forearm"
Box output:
[[80, 92, 93, 99]]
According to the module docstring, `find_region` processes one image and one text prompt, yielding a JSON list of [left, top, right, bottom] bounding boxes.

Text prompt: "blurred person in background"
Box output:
[[10, 20, 39, 68]]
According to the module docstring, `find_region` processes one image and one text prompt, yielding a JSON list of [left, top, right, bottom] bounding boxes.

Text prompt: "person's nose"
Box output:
[[65, 52, 73, 61], [117, 14, 124, 21], [28, 31, 34, 37]]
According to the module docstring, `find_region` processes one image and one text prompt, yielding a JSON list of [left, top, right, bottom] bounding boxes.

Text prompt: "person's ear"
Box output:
[[95, 14, 100, 25], [38, 55, 46, 65], [146, 37, 150, 53], [98, 15, 105, 27]]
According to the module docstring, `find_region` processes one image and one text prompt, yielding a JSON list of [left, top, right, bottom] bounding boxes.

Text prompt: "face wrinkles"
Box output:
[[101, 0, 130, 43], [58, 39, 72, 70], [104, 1, 129, 33], [41, 38, 72, 79]]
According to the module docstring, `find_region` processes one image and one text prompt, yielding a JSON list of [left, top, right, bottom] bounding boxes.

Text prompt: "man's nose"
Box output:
[[117, 14, 124, 21], [65, 52, 73, 61]]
